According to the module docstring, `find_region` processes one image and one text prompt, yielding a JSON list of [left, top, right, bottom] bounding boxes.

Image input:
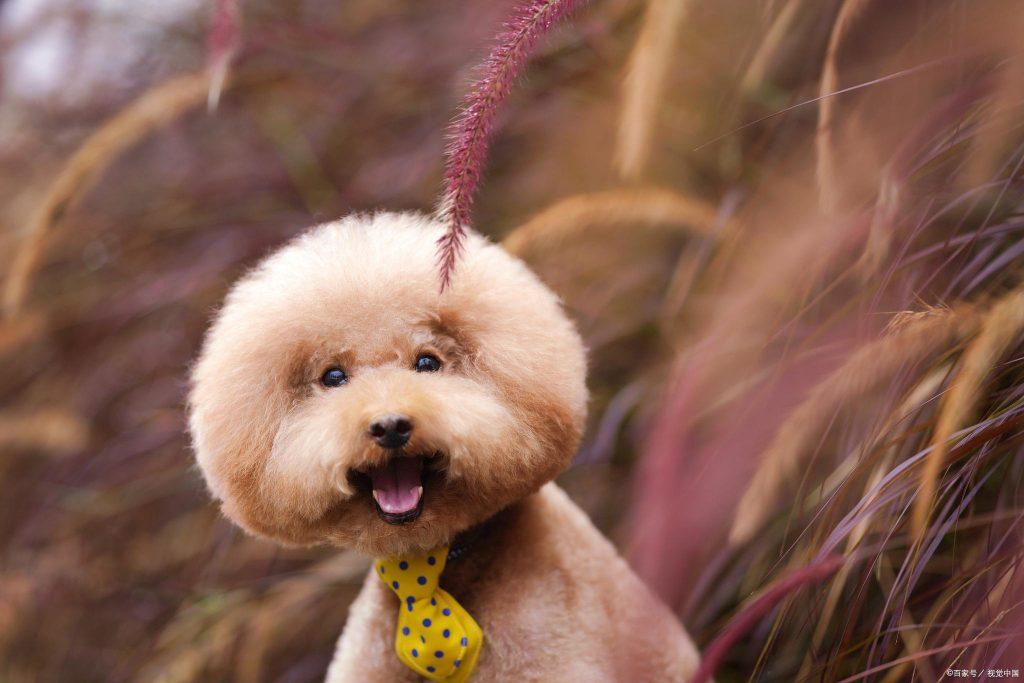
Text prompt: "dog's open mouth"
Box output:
[[350, 453, 441, 525], [368, 456, 424, 524]]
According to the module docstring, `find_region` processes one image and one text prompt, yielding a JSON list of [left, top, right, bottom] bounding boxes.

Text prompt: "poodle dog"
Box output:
[[188, 212, 700, 681]]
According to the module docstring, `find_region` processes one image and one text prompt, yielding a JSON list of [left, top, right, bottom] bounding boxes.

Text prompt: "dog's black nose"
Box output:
[[369, 414, 413, 449]]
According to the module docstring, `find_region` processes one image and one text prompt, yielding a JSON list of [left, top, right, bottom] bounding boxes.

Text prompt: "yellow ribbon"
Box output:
[[375, 547, 483, 682]]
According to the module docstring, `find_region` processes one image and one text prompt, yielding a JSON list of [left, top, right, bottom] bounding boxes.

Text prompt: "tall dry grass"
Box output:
[[3, 0, 1024, 680], [614, 0, 692, 181], [2, 71, 212, 319]]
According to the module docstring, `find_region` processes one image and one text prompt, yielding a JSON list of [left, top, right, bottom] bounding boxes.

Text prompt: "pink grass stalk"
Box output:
[[835, 634, 1021, 683], [207, 0, 241, 110], [437, 0, 590, 291], [627, 212, 874, 609], [690, 554, 847, 683]]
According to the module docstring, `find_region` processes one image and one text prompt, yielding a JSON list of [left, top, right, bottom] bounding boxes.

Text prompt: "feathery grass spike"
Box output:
[[912, 287, 1024, 539], [438, 0, 591, 291]]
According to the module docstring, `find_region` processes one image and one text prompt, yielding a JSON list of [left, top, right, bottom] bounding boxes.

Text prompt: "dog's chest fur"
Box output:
[[325, 484, 699, 682]]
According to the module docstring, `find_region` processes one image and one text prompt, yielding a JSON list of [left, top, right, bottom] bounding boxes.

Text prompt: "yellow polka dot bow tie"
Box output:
[[376, 547, 483, 682]]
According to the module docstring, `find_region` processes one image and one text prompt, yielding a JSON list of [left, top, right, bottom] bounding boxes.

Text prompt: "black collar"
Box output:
[[446, 507, 507, 562]]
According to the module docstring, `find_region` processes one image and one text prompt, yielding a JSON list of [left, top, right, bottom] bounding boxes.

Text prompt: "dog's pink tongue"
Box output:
[[370, 457, 422, 514]]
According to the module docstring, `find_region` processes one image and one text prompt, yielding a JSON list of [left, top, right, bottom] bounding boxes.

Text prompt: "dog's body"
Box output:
[[327, 484, 699, 682], [188, 212, 699, 681]]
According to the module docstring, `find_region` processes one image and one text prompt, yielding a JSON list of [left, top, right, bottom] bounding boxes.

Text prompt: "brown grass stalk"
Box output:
[[2, 71, 213, 320], [729, 306, 978, 545], [815, 0, 874, 213], [738, 0, 806, 95], [802, 365, 947, 679], [963, 47, 1024, 190], [142, 597, 250, 683], [0, 311, 46, 357], [912, 286, 1024, 539], [237, 552, 368, 683], [873, 555, 935, 682], [614, 0, 693, 181], [856, 79, 992, 279], [0, 408, 89, 455], [501, 187, 719, 258]]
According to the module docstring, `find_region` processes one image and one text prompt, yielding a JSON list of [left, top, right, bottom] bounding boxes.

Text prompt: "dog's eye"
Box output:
[[320, 367, 348, 387], [415, 354, 442, 373]]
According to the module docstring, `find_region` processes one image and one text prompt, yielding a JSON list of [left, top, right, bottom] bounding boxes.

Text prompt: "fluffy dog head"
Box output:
[[188, 212, 587, 556]]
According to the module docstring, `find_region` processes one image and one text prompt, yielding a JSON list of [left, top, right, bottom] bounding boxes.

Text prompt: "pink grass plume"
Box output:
[[437, 0, 591, 291], [691, 553, 847, 683], [207, 0, 241, 111]]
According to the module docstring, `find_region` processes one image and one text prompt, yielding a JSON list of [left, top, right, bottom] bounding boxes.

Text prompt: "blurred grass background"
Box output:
[[3, 0, 1024, 681]]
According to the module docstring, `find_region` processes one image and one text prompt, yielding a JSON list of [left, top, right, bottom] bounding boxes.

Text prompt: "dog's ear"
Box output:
[[426, 308, 478, 359], [451, 241, 589, 462]]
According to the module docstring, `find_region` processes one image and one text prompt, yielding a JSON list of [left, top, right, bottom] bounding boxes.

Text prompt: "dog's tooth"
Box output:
[[415, 486, 423, 498], [372, 490, 381, 504]]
